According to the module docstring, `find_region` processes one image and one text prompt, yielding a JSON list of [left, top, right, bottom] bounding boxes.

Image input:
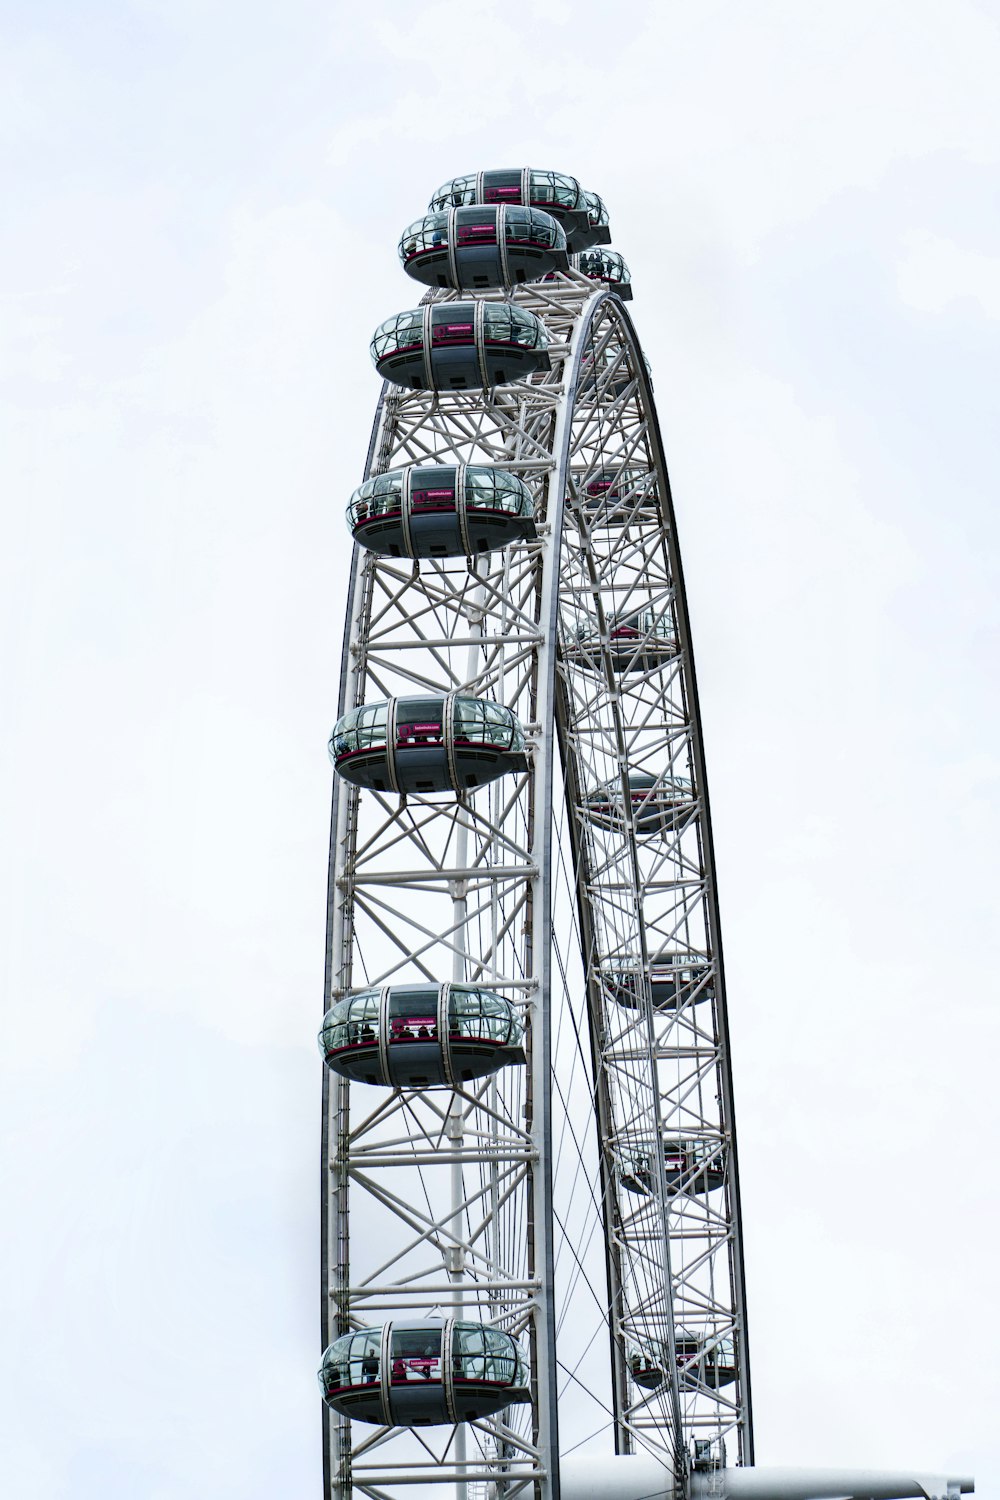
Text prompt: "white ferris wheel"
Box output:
[[317, 167, 972, 1500]]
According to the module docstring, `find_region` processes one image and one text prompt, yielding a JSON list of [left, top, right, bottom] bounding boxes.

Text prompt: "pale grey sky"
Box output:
[[3, 1, 998, 1495]]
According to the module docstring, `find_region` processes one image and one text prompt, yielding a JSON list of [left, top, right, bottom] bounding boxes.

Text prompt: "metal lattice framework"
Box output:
[[321, 269, 752, 1500]]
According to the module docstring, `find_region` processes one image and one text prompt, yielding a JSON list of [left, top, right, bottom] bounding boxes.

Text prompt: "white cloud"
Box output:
[[897, 229, 1000, 317]]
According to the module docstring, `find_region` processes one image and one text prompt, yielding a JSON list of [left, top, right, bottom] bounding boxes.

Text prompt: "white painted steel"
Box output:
[[322, 270, 753, 1500]]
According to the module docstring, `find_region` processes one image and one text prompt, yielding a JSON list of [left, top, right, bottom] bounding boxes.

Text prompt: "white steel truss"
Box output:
[[322, 271, 752, 1500]]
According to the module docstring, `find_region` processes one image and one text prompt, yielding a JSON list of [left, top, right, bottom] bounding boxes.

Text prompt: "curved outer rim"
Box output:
[[555, 293, 755, 1469], [321, 281, 753, 1496], [616, 297, 755, 1466]]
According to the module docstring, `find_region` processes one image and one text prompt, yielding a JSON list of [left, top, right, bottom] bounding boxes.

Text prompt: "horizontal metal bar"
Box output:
[[352, 1471, 541, 1485], [343, 1152, 534, 1167], [347, 865, 537, 886], [349, 1282, 539, 1295]]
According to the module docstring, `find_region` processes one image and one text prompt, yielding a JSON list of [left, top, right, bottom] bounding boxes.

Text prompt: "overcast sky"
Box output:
[[3, 1, 999, 1496]]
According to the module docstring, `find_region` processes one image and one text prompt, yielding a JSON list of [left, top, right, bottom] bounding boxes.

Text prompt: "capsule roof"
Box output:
[[428, 169, 610, 251]]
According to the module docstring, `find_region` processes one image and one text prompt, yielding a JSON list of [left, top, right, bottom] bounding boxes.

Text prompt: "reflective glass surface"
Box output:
[[452, 696, 525, 751], [372, 304, 547, 360], [347, 472, 406, 526], [320, 1323, 526, 1391], [573, 249, 630, 285], [319, 984, 523, 1055], [371, 310, 424, 359], [464, 468, 534, 516], [330, 696, 525, 760], [398, 207, 563, 263], [321, 1329, 383, 1392], [583, 189, 610, 228], [347, 467, 535, 530], [331, 702, 388, 758]]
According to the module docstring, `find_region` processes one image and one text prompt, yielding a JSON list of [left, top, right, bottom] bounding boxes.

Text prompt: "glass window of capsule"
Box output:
[[577, 348, 653, 399], [585, 772, 695, 835], [347, 465, 537, 559], [452, 696, 524, 747], [400, 206, 565, 259], [400, 204, 569, 289], [427, 169, 605, 251], [619, 1138, 726, 1195], [572, 248, 632, 298], [565, 608, 677, 670], [574, 467, 660, 527], [602, 953, 715, 1011], [675, 1333, 738, 1387], [348, 467, 535, 528], [430, 169, 584, 214], [322, 985, 521, 1052], [330, 694, 527, 795], [371, 302, 549, 391], [626, 1334, 736, 1390], [583, 189, 610, 234], [321, 1323, 526, 1390], [328, 696, 527, 756], [628, 1343, 666, 1389], [318, 984, 524, 1088], [331, 701, 389, 758], [318, 1321, 529, 1426], [371, 303, 547, 359]]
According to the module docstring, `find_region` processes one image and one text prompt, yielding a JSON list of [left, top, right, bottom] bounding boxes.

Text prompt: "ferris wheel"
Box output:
[[317, 169, 973, 1500]]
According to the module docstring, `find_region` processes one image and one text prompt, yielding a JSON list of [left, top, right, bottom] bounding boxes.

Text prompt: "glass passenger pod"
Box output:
[[578, 189, 612, 250], [571, 247, 632, 298], [606, 951, 715, 1011], [399, 206, 569, 290], [576, 467, 660, 527], [347, 465, 537, 559], [627, 1343, 666, 1390], [565, 608, 677, 673], [319, 1319, 530, 1427], [371, 301, 550, 391], [584, 771, 696, 835], [330, 694, 528, 795], [318, 983, 525, 1089], [675, 1333, 738, 1389], [627, 1335, 736, 1392], [428, 168, 604, 253], [577, 348, 653, 400], [619, 1138, 727, 1196]]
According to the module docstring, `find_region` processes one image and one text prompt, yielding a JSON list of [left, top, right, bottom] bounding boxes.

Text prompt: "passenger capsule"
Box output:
[[605, 952, 715, 1011], [577, 348, 653, 400], [564, 609, 677, 673], [319, 1319, 530, 1426], [619, 1139, 727, 1196], [430, 168, 610, 253], [347, 465, 537, 559], [330, 694, 528, 795], [628, 1345, 666, 1390], [585, 771, 696, 835], [675, 1333, 737, 1389], [319, 983, 525, 1089], [627, 1334, 736, 1392], [577, 467, 660, 527], [371, 301, 550, 391], [572, 247, 632, 299], [399, 206, 569, 290], [580, 190, 612, 250]]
